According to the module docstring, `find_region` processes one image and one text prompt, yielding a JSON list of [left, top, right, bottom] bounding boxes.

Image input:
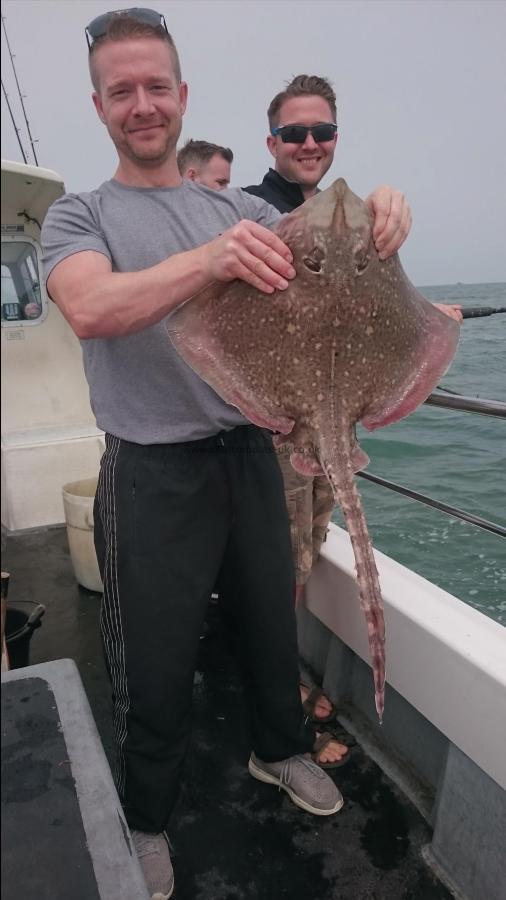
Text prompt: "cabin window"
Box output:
[[1, 237, 47, 326]]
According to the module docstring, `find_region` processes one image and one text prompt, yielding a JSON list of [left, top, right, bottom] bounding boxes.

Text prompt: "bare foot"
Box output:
[[300, 683, 334, 721], [313, 732, 349, 765]]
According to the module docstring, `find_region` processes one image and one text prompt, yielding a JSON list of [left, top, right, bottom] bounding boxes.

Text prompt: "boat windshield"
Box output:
[[1, 241, 43, 323]]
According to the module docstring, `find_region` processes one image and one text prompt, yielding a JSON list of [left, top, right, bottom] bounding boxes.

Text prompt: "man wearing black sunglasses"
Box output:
[[42, 11, 343, 900], [244, 74, 413, 758], [244, 77, 461, 762], [244, 73, 411, 253]]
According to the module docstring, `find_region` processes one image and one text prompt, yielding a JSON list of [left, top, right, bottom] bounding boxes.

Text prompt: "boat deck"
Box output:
[[1, 526, 452, 900]]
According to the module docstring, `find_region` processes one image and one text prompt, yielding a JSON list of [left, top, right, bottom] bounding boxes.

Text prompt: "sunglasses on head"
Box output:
[[85, 7, 168, 49], [270, 123, 338, 144]]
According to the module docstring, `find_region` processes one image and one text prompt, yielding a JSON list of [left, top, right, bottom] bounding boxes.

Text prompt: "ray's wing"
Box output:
[[167, 283, 295, 435], [361, 296, 460, 431]]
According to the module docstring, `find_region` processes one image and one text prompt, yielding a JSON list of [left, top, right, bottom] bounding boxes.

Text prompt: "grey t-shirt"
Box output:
[[41, 179, 280, 444]]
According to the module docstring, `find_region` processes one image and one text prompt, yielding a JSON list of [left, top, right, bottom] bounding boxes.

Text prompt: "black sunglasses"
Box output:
[[85, 7, 168, 49], [270, 123, 338, 144]]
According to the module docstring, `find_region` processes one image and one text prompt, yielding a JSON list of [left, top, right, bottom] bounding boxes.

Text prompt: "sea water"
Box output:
[[331, 282, 506, 625]]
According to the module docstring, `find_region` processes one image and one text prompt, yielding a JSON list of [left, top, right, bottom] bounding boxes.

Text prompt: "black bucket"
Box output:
[[5, 602, 45, 669]]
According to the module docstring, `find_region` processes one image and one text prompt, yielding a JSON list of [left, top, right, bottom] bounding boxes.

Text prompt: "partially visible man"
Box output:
[[244, 75, 413, 750], [245, 75, 411, 761], [244, 75, 461, 763], [177, 138, 232, 190]]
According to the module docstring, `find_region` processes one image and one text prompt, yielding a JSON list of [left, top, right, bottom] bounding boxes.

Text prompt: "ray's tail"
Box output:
[[323, 460, 386, 721]]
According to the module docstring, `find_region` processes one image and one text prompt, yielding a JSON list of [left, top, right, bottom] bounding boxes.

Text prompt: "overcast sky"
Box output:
[[1, 0, 505, 285]]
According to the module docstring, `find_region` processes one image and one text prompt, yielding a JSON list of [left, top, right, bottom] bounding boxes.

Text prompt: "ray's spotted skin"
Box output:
[[168, 178, 460, 720]]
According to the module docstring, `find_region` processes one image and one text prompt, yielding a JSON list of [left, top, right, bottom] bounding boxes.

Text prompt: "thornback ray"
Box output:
[[167, 178, 460, 720]]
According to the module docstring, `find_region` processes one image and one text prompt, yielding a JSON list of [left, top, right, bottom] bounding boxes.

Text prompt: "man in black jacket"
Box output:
[[244, 74, 411, 248], [243, 74, 412, 765]]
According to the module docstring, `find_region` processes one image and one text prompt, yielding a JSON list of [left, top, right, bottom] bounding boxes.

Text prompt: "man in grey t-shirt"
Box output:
[[42, 12, 347, 899]]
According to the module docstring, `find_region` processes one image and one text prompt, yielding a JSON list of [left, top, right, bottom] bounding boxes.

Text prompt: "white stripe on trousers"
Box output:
[[97, 435, 130, 798]]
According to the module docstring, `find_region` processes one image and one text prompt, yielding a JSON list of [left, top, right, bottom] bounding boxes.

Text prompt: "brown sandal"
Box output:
[[311, 731, 350, 769], [301, 685, 337, 725]]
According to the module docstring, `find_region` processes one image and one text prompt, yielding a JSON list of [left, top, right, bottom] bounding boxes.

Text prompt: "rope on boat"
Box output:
[[431, 307, 506, 416], [362, 309, 506, 537], [425, 391, 506, 418], [461, 306, 506, 318], [357, 471, 506, 539]]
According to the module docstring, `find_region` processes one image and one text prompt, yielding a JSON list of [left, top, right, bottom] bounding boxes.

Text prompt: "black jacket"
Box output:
[[242, 168, 306, 214]]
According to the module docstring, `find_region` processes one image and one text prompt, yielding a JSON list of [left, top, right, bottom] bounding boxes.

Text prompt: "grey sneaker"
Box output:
[[131, 829, 174, 900], [248, 752, 344, 816]]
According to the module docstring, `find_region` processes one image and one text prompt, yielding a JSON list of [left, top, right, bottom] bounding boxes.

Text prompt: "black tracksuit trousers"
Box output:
[[94, 425, 315, 833]]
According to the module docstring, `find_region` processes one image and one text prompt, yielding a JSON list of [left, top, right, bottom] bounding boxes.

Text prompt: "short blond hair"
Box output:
[[88, 13, 181, 91]]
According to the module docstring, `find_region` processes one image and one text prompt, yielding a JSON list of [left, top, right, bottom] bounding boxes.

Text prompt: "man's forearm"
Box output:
[[48, 218, 295, 340], [58, 244, 211, 340]]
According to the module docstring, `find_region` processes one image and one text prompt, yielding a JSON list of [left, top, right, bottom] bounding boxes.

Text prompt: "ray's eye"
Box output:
[[303, 247, 324, 273], [355, 253, 370, 275]]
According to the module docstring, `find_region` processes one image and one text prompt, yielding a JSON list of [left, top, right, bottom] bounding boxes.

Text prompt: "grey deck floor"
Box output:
[[1, 526, 452, 900]]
